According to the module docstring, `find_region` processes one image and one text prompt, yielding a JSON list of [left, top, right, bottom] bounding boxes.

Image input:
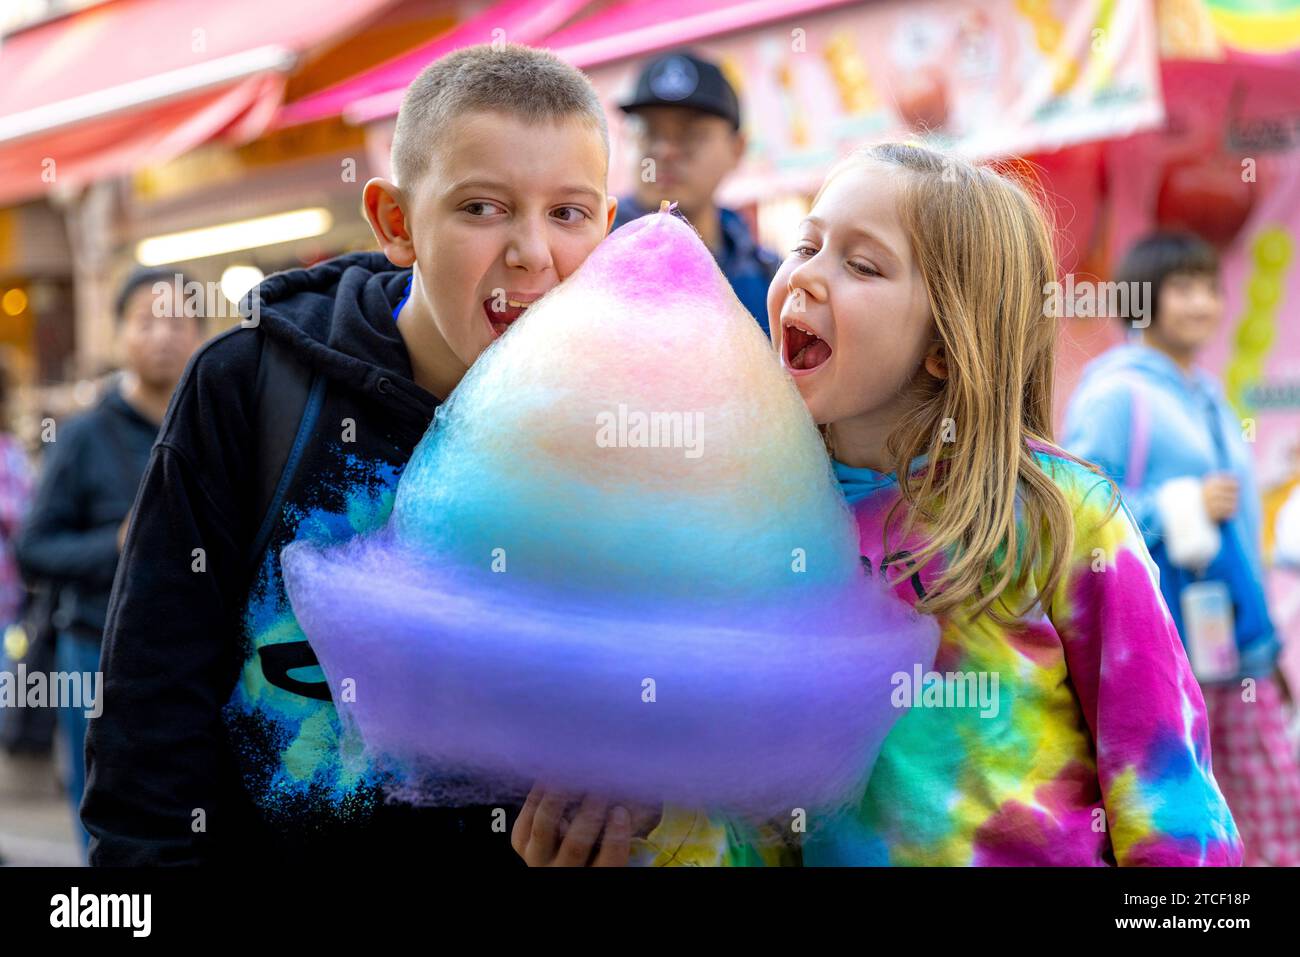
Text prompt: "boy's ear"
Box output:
[[924, 341, 949, 380], [605, 195, 619, 236], [363, 177, 416, 268]]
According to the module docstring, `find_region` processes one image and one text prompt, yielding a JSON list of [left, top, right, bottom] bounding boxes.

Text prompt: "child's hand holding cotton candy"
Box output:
[[510, 785, 659, 867]]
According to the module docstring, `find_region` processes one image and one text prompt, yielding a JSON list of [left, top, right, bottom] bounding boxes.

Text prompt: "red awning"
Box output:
[[336, 0, 864, 125], [274, 0, 596, 129], [0, 0, 398, 205]]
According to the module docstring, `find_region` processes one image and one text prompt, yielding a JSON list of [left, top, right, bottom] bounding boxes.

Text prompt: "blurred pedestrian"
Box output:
[[613, 50, 780, 333], [1064, 231, 1300, 866], [0, 357, 34, 751], [15, 267, 205, 860]]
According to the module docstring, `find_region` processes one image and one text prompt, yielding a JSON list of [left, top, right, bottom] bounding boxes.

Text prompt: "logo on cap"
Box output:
[[648, 56, 699, 101]]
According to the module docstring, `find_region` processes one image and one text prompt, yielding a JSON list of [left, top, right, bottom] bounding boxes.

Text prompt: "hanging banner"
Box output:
[[589, 0, 1165, 205]]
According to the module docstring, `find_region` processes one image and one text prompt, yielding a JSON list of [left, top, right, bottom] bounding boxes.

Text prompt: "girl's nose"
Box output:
[[787, 256, 828, 303]]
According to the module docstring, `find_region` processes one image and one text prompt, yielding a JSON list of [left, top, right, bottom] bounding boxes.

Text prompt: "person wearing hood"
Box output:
[[82, 44, 620, 866], [1064, 231, 1300, 867]]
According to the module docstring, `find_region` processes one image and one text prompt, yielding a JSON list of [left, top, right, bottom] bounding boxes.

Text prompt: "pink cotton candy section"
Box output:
[[578, 211, 729, 310]]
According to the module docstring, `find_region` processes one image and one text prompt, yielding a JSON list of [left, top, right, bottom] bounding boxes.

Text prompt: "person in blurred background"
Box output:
[[1064, 231, 1300, 866], [0, 358, 34, 751], [613, 50, 779, 334], [15, 267, 205, 860]]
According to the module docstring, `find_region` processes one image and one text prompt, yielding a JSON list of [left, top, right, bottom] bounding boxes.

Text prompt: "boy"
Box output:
[[83, 44, 617, 866]]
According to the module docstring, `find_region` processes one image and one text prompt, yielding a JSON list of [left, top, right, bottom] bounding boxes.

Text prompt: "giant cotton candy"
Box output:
[[281, 209, 938, 819]]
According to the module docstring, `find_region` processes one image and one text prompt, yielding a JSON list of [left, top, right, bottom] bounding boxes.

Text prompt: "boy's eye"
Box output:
[[461, 201, 505, 217], [551, 206, 589, 224]]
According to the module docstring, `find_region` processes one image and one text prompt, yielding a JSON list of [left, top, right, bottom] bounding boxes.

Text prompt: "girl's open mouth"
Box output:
[[783, 322, 832, 374]]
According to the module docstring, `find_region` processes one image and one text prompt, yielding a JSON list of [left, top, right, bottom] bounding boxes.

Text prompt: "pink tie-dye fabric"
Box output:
[[807, 444, 1243, 866]]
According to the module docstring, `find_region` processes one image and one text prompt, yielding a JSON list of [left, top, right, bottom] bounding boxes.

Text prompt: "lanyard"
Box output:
[[1197, 384, 1232, 473]]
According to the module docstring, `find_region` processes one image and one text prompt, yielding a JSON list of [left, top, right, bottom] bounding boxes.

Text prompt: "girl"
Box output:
[[769, 143, 1240, 866], [510, 143, 1242, 867], [1065, 232, 1300, 866]]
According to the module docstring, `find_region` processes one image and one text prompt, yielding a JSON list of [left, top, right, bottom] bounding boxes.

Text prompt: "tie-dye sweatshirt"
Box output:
[[797, 444, 1241, 866]]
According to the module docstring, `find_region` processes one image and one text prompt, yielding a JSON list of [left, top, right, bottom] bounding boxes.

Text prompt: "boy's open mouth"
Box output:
[[483, 294, 539, 338], [783, 321, 832, 373]]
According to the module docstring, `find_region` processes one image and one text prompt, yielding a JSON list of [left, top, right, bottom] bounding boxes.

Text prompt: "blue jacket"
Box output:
[[1063, 342, 1278, 677], [613, 197, 780, 335]]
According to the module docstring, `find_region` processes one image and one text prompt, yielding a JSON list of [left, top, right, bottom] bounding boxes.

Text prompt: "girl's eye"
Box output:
[[551, 206, 589, 224], [849, 260, 881, 277], [791, 243, 818, 258]]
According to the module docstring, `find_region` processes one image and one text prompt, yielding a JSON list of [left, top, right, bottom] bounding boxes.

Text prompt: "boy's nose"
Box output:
[[504, 223, 554, 273]]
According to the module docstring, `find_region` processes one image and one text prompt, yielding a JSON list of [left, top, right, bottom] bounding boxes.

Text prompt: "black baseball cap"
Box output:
[[619, 51, 741, 130]]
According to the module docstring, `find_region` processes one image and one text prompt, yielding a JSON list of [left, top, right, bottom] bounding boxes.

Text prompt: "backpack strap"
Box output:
[[246, 333, 327, 587], [1123, 376, 1151, 492]]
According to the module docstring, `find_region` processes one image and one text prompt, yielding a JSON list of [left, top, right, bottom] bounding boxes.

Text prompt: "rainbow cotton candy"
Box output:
[[281, 209, 939, 819]]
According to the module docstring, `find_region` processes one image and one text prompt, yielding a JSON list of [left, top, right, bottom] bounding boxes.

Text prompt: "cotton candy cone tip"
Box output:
[[280, 208, 940, 815], [281, 535, 938, 817], [391, 208, 855, 599], [575, 207, 727, 308]]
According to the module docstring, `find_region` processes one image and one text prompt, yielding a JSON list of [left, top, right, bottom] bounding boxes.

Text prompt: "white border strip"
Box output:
[[0, 44, 297, 144]]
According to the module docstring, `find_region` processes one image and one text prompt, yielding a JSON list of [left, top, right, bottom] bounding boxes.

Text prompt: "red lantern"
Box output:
[[1156, 156, 1255, 246]]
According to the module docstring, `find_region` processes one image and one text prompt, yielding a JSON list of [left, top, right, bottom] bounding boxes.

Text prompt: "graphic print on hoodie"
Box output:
[[85, 253, 519, 864], [224, 451, 403, 828], [223, 260, 433, 836]]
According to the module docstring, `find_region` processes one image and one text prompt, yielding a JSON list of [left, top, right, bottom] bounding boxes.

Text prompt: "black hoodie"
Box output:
[[84, 252, 522, 867]]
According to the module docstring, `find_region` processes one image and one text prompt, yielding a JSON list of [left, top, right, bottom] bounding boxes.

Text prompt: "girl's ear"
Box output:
[[924, 341, 949, 380]]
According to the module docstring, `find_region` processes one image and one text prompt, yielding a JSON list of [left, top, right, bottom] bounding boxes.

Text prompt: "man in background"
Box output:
[[613, 50, 780, 334], [16, 268, 206, 859]]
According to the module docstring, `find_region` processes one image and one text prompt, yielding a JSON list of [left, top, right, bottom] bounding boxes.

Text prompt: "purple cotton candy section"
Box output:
[[281, 533, 939, 819]]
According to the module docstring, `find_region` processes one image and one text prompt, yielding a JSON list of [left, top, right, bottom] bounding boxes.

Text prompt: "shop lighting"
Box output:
[[135, 208, 332, 265], [1, 288, 28, 316]]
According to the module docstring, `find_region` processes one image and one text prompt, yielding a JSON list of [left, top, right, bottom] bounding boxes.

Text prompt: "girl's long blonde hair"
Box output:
[[824, 142, 1100, 624]]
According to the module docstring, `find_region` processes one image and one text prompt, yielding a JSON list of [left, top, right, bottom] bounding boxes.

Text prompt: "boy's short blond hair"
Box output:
[[391, 43, 609, 189]]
